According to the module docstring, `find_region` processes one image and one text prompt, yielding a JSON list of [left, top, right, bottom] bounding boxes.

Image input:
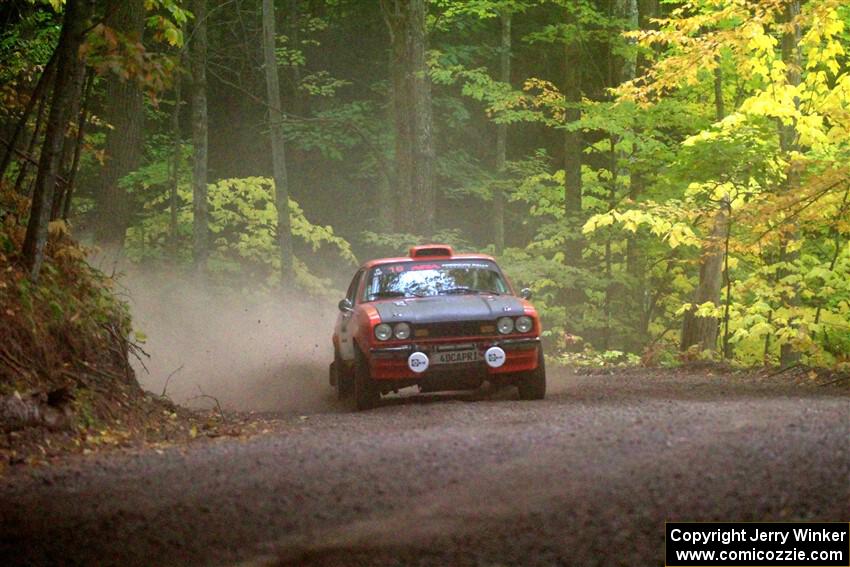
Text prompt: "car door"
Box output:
[[337, 269, 363, 362]]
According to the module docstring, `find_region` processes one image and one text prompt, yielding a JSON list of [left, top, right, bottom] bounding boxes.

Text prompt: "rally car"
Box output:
[[330, 245, 546, 410]]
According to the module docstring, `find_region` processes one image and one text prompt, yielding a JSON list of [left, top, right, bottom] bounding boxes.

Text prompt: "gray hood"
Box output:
[[373, 294, 524, 325]]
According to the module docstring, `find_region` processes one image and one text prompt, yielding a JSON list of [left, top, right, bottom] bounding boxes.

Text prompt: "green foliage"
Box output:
[[0, 7, 59, 86], [123, 170, 357, 296], [10, 0, 850, 373], [553, 348, 642, 368]]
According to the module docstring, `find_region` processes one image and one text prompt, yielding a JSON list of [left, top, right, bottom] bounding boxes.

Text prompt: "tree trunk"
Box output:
[[286, 0, 306, 194], [386, 1, 414, 233], [778, 0, 801, 368], [679, 45, 729, 354], [262, 0, 295, 287], [493, 10, 511, 254], [13, 77, 51, 196], [51, 64, 88, 220], [94, 0, 146, 248], [168, 52, 184, 250], [60, 70, 94, 220], [21, 0, 93, 281], [563, 12, 583, 274], [777, 0, 801, 367], [624, 0, 646, 349], [287, 0, 303, 112], [408, 0, 435, 235], [617, 0, 638, 81], [191, 0, 209, 270], [636, 0, 660, 69], [680, 207, 728, 352], [381, 0, 433, 235], [605, 0, 638, 348], [372, 44, 395, 232]]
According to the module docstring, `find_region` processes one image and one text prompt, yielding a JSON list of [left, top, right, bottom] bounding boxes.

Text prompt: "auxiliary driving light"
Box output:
[[484, 346, 506, 368], [408, 351, 429, 373]]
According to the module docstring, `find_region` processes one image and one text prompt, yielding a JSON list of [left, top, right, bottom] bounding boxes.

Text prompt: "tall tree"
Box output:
[[624, 0, 647, 347], [50, 62, 89, 219], [381, 0, 435, 235], [493, 8, 511, 253], [778, 0, 801, 368], [191, 0, 209, 270], [168, 51, 184, 250], [680, 57, 728, 353], [262, 0, 295, 286], [679, 209, 728, 352], [382, 0, 414, 233], [60, 71, 95, 220], [21, 0, 93, 281], [94, 0, 146, 248], [562, 6, 583, 286], [13, 72, 51, 196], [408, 0, 435, 235]]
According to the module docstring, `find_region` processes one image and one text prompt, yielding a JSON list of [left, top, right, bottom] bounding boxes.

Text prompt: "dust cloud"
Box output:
[[120, 269, 339, 414]]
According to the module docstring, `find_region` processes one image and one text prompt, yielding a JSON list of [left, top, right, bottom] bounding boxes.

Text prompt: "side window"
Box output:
[[346, 270, 364, 304]]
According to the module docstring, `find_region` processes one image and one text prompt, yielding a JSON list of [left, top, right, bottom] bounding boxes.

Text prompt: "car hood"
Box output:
[[372, 294, 525, 325]]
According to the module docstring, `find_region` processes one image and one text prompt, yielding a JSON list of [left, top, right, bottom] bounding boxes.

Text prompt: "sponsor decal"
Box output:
[[407, 352, 429, 373], [484, 346, 506, 368]]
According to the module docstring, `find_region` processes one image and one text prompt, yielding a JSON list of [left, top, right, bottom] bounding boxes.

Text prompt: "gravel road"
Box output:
[[1, 368, 848, 566]]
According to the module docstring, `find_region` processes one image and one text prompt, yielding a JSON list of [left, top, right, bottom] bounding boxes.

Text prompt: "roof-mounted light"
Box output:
[[409, 244, 454, 259]]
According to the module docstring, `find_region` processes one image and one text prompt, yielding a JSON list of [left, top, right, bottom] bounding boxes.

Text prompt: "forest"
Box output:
[[1, 0, 849, 373]]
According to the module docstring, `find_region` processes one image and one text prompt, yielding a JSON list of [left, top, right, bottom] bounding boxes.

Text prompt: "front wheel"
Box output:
[[353, 349, 380, 411], [334, 352, 354, 400], [517, 348, 546, 401]]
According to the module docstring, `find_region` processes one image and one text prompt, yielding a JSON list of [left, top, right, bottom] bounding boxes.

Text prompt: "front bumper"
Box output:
[[368, 337, 540, 380]]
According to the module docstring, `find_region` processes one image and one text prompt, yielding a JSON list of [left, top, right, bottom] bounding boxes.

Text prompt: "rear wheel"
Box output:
[[353, 348, 380, 411], [517, 348, 546, 401]]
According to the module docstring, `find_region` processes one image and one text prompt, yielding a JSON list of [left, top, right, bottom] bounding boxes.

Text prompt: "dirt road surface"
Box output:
[[1, 368, 848, 566]]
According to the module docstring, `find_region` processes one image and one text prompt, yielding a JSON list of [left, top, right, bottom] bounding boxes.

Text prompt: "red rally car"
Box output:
[[330, 245, 546, 410]]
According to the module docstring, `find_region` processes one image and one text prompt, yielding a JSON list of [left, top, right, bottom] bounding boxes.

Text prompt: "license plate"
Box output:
[[433, 349, 479, 365]]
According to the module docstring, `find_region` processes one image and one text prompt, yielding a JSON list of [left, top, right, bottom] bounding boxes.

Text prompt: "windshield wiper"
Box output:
[[445, 288, 503, 296], [440, 287, 475, 295], [441, 287, 501, 296], [370, 291, 429, 300], [369, 291, 406, 299]]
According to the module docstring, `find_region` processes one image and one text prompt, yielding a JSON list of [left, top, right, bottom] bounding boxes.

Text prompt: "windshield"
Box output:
[[364, 260, 509, 301]]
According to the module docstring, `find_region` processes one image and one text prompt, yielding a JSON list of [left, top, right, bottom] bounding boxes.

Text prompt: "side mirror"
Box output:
[[519, 288, 533, 300], [338, 298, 354, 312]]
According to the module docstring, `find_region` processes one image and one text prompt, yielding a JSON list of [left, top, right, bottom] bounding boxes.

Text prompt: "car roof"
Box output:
[[361, 253, 497, 270]]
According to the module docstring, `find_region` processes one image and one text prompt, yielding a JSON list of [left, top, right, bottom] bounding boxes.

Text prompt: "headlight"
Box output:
[[497, 316, 514, 334], [374, 323, 392, 341], [515, 316, 533, 333], [394, 322, 411, 340]]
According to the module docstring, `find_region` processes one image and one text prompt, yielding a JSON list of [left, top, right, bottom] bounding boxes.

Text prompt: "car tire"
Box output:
[[517, 348, 546, 401], [329, 361, 337, 387], [353, 348, 379, 411], [334, 352, 354, 400]]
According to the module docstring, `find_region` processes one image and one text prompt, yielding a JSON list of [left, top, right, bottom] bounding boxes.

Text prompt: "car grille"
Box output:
[[414, 321, 495, 338]]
